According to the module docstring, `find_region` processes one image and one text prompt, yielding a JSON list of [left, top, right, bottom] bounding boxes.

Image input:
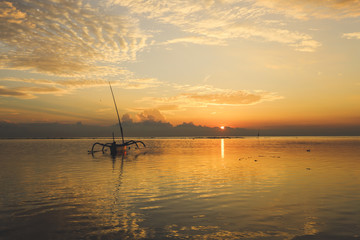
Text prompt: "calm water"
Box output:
[[0, 137, 360, 240]]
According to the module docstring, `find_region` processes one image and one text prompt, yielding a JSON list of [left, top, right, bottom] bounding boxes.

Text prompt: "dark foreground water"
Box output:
[[0, 137, 359, 240]]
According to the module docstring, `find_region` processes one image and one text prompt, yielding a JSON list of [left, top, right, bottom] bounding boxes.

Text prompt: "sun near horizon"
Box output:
[[0, 1, 360, 135]]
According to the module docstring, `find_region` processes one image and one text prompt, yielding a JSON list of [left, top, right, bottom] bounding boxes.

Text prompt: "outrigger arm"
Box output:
[[90, 81, 146, 156]]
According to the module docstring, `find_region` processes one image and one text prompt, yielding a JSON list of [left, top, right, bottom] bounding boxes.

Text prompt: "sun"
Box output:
[[220, 126, 225, 130]]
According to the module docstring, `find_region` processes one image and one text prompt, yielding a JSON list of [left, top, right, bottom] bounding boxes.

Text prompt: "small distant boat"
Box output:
[[90, 82, 145, 156]]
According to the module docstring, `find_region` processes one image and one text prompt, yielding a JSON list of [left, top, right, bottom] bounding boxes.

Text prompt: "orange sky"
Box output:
[[1, 0, 360, 131]]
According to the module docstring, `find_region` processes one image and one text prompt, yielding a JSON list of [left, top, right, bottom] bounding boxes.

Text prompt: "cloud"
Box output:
[[0, 77, 162, 99], [0, 85, 66, 99], [121, 109, 167, 123], [0, 0, 148, 76], [56, 78, 162, 90], [226, 23, 321, 52], [121, 113, 134, 123], [1, 77, 108, 89], [0, 1, 27, 24], [254, 0, 360, 20], [111, 0, 321, 52], [171, 90, 282, 106], [0, 108, 20, 116], [157, 105, 180, 111], [183, 91, 269, 105], [142, 84, 283, 108], [0, 0, 325, 82], [342, 32, 360, 40], [164, 36, 226, 46], [0, 86, 33, 99], [120, 78, 163, 89], [136, 108, 167, 122]]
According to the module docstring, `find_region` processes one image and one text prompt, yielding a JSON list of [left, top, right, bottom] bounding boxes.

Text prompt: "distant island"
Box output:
[[1, 121, 359, 138]]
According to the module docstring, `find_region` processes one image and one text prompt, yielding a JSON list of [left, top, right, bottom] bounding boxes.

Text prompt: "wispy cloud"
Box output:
[[140, 84, 283, 109], [121, 78, 163, 89], [181, 91, 279, 105], [255, 0, 360, 20], [0, 86, 33, 99], [0, 0, 148, 76], [112, 0, 321, 52], [0, 85, 67, 99], [342, 32, 360, 40], [0, 77, 162, 99], [164, 36, 226, 46], [226, 23, 321, 52], [0, 107, 20, 116], [0, 0, 325, 80], [154, 90, 282, 107]]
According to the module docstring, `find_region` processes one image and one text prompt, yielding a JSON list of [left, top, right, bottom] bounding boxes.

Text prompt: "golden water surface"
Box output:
[[0, 137, 359, 239]]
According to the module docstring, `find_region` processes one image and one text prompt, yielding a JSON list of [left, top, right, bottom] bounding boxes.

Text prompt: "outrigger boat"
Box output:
[[90, 82, 146, 156]]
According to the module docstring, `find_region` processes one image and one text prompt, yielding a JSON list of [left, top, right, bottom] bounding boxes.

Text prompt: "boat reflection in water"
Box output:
[[1, 137, 360, 240]]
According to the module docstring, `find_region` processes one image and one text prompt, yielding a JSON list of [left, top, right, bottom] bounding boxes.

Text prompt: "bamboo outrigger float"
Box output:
[[90, 82, 146, 156]]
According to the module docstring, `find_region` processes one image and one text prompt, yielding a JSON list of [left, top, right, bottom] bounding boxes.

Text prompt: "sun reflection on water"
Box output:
[[221, 138, 224, 158], [1, 137, 360, 239]]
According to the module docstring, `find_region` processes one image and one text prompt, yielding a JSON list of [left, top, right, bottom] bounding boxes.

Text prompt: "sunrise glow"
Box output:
[[1, 0, 360, 135], [1, 2, 360, 238]]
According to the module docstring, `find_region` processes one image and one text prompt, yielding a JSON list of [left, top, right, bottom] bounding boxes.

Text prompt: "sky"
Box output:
[[1, 0, 360, 131]]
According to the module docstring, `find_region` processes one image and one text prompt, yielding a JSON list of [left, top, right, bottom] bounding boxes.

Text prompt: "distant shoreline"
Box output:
[[1, 136, 359, 140]]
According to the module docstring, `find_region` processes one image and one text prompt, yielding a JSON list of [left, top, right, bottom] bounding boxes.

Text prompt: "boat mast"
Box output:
[[108, 81, 125, 144]]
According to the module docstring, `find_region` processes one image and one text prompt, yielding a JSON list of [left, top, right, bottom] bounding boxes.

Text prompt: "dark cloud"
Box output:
[[121, 113, 133, 123]]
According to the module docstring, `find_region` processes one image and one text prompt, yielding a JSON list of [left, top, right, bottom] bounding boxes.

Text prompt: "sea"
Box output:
[[0, 137, 359, 240]]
